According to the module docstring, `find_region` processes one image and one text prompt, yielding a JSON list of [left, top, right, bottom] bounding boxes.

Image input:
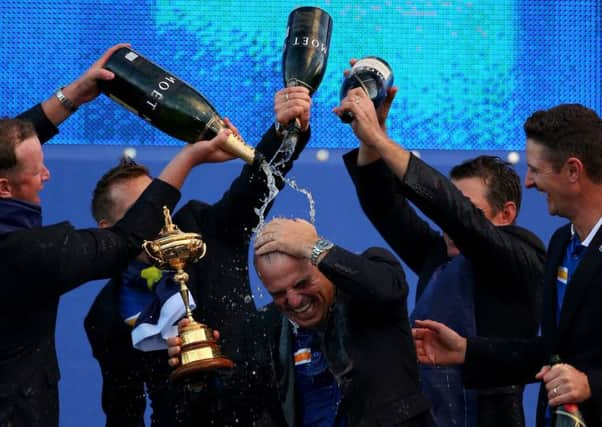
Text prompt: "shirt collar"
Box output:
[[570, 216, 602, 247]]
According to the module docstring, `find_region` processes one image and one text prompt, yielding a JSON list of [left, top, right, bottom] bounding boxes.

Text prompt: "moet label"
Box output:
[[145, 75, 177, 111]]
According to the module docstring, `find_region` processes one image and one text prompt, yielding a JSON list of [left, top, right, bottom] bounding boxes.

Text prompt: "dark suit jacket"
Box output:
[[259, 247, 433, 427], [464, 223, 602, 426], [0, 105, 181, 427], [85, 125, 310, 426], [344, 151, 545, 426], [343, 151, 545, 338]]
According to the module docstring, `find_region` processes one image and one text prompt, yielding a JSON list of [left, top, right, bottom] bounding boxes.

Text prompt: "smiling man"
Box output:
[[413, 104, 602, 427], [339, 84, 545, 427], [251, 217, 434, 427], [0, 43, 243, 427], [169, 217, 434, 426]]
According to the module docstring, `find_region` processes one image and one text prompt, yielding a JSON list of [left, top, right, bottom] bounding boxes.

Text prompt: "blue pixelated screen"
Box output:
[[0, 1, 600, 150]]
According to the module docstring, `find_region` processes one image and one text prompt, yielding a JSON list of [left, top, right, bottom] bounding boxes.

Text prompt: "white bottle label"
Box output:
[[125, 51, 139, 62], [353, 58, 392, 81]]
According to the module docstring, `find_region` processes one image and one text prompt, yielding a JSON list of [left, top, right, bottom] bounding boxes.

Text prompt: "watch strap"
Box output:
[[55, 87, 78, 112], [310, 238, 334, 266]]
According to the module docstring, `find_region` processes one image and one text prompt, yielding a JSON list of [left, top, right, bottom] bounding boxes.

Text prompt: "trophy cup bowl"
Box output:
[[143, 207, 234, 385]]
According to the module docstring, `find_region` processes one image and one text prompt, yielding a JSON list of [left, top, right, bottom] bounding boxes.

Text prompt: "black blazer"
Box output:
[[259, 246, 433, 427], [343, 150, 545, 341], [85, 125, 311, 426], [344, 150, 545, 426], [0, 105, 181, 427], [464, 223, 602, 426]]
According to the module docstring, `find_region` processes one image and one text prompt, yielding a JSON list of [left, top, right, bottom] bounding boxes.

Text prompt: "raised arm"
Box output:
[[0, 128, 244, 304], [343, 148, 446, 275], [178, 87, 312, 239], [337, 86, 544, 289], [254, 218, 409, 305], [17, 44, 129, 144]]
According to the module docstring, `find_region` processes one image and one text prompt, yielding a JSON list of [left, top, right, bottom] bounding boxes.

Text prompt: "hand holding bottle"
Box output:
[[274, 87, 311, 133], [63, 43, 132, 106], [99, 47, 257, 164], [338, 57, 395, 124], [335, 86, 390, 149], [536, 361, 591, 407], [158, 123, 238, 190], [41, 43, 131, 126]]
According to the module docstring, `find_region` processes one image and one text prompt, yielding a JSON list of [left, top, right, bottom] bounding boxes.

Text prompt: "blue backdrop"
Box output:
[[1, 0, 600, 149], [1, 0, 600, 425]]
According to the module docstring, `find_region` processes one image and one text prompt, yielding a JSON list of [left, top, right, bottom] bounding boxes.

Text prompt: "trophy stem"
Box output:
[[174, 268, 194, 321]]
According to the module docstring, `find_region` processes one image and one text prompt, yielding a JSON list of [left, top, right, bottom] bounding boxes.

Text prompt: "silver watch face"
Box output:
[[316, 239, 334, 250]]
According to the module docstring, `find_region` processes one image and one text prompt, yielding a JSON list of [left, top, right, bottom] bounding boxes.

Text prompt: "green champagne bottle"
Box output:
[[99, 47, 257, 164]]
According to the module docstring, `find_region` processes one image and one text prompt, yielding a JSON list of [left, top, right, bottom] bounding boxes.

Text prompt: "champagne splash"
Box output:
[[252, 145, 317, 233], [253, 160, 279, 233], [269, 134, 298, 170], [282, 176, 316, 224]]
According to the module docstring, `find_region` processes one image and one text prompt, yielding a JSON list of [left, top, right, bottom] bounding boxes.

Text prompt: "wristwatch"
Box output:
[[55, 87, 78, 112], [310, 238, 334, 266]]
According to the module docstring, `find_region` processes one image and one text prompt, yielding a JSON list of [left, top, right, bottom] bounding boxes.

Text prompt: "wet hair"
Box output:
[[450, 155, 522, 217], [91, 157, 150, 223], [254, 250, 289, 275], [524, 104, 602, 183], [0, 118, 37, 174]]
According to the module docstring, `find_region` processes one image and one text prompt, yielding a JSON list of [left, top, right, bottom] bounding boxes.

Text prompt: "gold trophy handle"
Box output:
[[197, 242, 207, 260], [142, 241, 164, 265]]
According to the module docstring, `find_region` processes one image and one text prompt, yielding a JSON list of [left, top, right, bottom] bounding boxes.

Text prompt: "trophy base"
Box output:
[[169, 357, 235, 385], [169, 320, 234, 387]]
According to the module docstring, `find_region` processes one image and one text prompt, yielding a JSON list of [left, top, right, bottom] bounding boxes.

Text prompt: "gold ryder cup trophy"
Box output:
[[142, 206, 234, 384]]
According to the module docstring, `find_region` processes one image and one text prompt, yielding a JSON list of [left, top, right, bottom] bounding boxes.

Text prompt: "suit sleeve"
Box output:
[[16, 104, 59, 144], [584, 368, 602, 423], [318, 246, 409, 306], [462, 335, 548, 388], [85, 289, 147, 427], [343, 149, 446, 276], [185, 125, 310, 241], [399, 153, 544, 290], [0, 179, 180, 305]]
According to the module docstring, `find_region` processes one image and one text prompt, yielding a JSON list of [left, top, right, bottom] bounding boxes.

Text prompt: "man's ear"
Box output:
[[493, 201, 517, 226], [565, 157, 583, 184], [0, 177, 12, 198]]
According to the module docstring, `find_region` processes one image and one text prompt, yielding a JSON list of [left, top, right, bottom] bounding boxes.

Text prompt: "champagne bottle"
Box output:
[[278, 6, 333, 142], [550, 354, 587, 427], [339, 56, 394, 123], [99, 47, 257, 164], [282, 6, 333, 94]]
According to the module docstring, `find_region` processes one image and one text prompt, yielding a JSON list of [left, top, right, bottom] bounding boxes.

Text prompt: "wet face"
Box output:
[[445, 176, 498, 257], [256, 252, 335, 329], [525, 139, 572, 218], [4, 136, 50, 205], [100, 174, 152, 227]]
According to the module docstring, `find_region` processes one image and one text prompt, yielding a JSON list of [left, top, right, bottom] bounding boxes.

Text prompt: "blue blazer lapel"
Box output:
[[557, 226, 602, 341]]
